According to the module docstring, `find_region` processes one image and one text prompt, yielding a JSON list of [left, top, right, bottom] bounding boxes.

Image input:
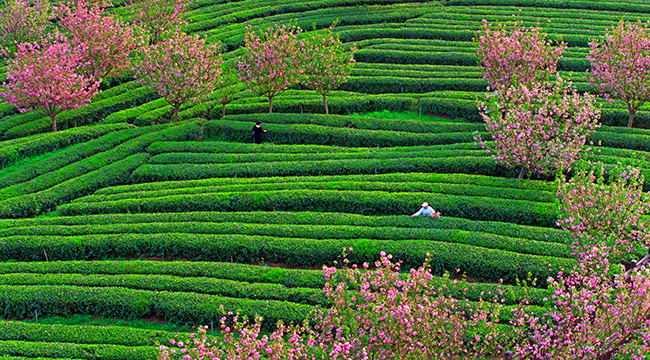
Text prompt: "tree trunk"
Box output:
[[173, 105, 180, 123], [268, 96, 274, 114], [222, 103, 227, 117], [628, 109, 637, 128], [51, 115, 57, 132], [518, 166, 526, 179], [323, 93, 329, 115]]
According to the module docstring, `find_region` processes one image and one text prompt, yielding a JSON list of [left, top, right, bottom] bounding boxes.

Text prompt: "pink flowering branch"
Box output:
[[0, 0, 53, 46], [512, 248, 650, 360], [57, 0, 137, 80], [588, 21, 650, 128], [129, 0, 192, 45], [300, 23, 356, 114], [477, 19, 566, 90], [474, 77, 601, 179], [0, 33, 100, 132], [157, 250, 508, 359], [134, 31, 222, 122], [237, 24, 304, 113], [556, 161, 650, 262]]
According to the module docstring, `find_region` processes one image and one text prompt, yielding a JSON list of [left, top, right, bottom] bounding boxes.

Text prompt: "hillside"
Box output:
[[0, 0, 649, 358]]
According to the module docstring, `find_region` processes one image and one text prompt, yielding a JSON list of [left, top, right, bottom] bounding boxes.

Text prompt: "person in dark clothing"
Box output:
[[252, 121, 267, 144]]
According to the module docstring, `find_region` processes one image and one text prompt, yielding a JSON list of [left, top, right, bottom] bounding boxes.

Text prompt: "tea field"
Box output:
[[0, 0, 649, 358]]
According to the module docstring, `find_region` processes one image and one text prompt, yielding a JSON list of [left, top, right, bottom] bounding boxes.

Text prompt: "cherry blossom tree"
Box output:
[[134, 31, 222, 123], [57, 0, 136, 80], [588, 21, 650, 128], [158, 251, 506, 360], [556, 162, 650, 261], [474, 77, 601, 179], [511, 247, 650, 360], [477, 19, 566, 90], [300, 24, 356, 114], [0, 34, 100, 132], [210, 61, 243, 118], [129, 0, 191, 45], [237, 24, 304, 113], [0, 0, 52, 46]]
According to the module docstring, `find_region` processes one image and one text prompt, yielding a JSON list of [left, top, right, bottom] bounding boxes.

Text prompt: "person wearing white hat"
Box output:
[[411, 202, 440, 219]]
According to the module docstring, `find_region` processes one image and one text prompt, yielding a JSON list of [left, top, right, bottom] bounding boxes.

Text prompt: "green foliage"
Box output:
[[0, 232, 569, 285], [0, 285, 312, 330], [130, 155, 509, 182], [60, 188, 555, 226], [4, 87, 158, 139], [0, 123, 131, 168], [206, 120, 486, 146]]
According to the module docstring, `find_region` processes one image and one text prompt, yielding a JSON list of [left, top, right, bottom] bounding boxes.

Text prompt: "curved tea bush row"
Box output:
[[0, 154, 149, 218], [4, 87, 157, 140], [0, 284, 313, 329], [0, 260, 551, 306], [146, 141, 475, 155], [0, 232, 571, 285], [216, 92, 650, 128], [0, 211, 567, 244], [103, 171, 556, 195], [0, 123, 183, 189], [0, 273, 327, 306], [131, 156, 509, 182], [0, 123, 131, 168], [148, 148, 487, 165], [0, 220, 570, 258], [0, 260, 324, 289], [0, 321, 175, 346], [77, 179, 554, 204], [445, 0, 650, 13], [206, 120, 487, 147], [0, 122, 203, 218], [61, 189, 555, 227], [0, 122, 202, 201], [217, 113, 485, 133], [0, 340, 155, 360]]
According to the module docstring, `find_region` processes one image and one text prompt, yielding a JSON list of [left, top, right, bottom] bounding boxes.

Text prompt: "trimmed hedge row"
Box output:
[[343, 76, 489, 93], [0, 273, 327, 306], [205, 120, 486, 147], [61, 189, 555, 227], [147, 140, 370, 155], [129, 156, 512, 182], [0, 124, 175, 190], [0, 123, 131, 168], [0, 284, 312, 329], [0, 80, 140, 137], [0, 260, 324, 289], [0, 153, 149, 218], [0, 260, 551, 306], [103, 171, 553, 194], [0, 121, 202, 207], [148, 148, 488, 165], [4, 87, 157, 139], [0, 211, 566, 244], [445, 0, 650, 14], [102, 99, 168, 125], [0, 321, 174, 346], [217, 113, 485, 134], [0, 233, 571, 285], [0, 340, 155, 360], [217, 92, 650, 127], [0, 103, 16, 119], [0, 220, 569, 258], [78, 178, 553, 204]]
